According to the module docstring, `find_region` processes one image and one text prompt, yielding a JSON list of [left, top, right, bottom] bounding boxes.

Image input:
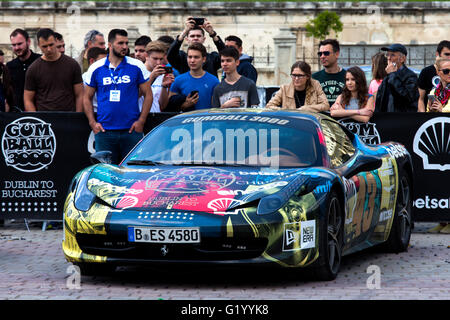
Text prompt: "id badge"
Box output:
[[110, 90, 121, 102]]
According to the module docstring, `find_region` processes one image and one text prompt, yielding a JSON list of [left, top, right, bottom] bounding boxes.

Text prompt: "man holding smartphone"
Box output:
[[143, 41, 175, 112], [167, 16, 225, 78], [169, 43, 219, 110], [374, 43, 419, 112]]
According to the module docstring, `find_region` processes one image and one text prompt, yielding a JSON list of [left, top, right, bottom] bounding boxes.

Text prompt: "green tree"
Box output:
[[305, 11, 343, 40]]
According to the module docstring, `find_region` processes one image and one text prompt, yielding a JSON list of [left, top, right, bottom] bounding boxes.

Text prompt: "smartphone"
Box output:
[[427, 94, 435, 103], [190, 90, 199, 96], [163, 66, 173, 73], [193, 17, 205, 26]]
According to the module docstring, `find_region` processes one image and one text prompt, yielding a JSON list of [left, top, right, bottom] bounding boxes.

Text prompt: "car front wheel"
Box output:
[[314, 191, 343, 281]]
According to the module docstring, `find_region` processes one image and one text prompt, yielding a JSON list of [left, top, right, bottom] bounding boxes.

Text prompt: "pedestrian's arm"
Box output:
[[265, 88, 283, 108], [130, 81, 152, 133], [83, 85, 104, 134], [418, 88, 426, 112], [23, 90, 36, 112], [167, 38, 187, 74], [301, 85, 330, 112], [159, 73, 175, 111], [74, 83, 84, 112], [167, 17, 193, 73]]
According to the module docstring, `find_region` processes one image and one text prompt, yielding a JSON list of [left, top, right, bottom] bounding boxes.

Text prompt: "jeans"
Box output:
[[95, 130, 143, 164]]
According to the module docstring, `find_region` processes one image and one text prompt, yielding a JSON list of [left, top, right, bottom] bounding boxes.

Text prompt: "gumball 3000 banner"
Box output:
[[0, 111, 449, 222]]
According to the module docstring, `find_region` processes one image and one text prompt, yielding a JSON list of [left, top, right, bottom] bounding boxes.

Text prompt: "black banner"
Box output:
[[0, 111, 449, 222], [338, 113, 450, 222]]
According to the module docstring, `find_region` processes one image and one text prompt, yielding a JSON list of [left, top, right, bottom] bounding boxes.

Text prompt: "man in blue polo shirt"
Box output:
[[83, 29, 153, 164]]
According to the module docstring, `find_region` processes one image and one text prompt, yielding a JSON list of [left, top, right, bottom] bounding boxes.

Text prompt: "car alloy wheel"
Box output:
[[382, 171, 412, 253], [313, 191, 343, 281], [326, 196, 343, 276], [397, 175, 412, 245]]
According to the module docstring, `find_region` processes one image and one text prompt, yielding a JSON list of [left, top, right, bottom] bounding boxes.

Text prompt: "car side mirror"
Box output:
[[341, 154, 383, 179], [90, 151, 113, 164]]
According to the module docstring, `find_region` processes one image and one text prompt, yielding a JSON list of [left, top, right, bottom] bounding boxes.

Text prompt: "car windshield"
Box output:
[[125, 113, 321, 168]]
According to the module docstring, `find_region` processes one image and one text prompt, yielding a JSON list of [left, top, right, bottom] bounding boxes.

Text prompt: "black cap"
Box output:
[[381, 43, 407, 56]]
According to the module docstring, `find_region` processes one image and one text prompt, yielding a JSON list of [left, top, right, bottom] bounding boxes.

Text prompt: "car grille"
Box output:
[[76, 234, 268, 261]]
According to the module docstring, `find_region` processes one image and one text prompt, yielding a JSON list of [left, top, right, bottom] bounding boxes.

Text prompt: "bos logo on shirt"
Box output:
[[102, 75, 131, 85]]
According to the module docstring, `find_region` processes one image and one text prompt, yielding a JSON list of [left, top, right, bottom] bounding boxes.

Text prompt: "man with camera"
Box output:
[[143, 41, 175, 112], [167, 16, 225, 78]]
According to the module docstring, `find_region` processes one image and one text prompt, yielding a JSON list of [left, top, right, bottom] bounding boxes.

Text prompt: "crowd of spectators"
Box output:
[[0, 21, 448, 119], [0, 19, 449, 231]]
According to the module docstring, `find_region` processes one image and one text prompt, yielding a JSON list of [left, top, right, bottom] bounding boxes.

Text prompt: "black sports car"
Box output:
[[63, 109, 413, 280]]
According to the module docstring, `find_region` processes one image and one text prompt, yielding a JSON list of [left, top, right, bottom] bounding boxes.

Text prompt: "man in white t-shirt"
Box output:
[[141, 41, 175, 112], [82, 47, 107, 112]]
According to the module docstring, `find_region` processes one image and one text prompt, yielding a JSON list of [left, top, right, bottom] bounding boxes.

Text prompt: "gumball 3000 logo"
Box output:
[[2, 117, 57, 172]]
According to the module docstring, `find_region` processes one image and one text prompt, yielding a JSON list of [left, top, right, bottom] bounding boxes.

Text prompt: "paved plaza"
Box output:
[[0, 221, 448, 300]]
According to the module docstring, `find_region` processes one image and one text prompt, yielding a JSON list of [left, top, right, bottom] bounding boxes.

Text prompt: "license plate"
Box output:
[[128, 226, 200, 243]]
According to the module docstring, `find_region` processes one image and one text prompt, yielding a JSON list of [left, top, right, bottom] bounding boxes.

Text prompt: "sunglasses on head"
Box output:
[[317, 51, 331, 57], [440, 68, 450, 75]]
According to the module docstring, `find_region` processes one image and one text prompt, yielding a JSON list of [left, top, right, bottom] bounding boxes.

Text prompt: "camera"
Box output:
[[192, 17, 205, 26]]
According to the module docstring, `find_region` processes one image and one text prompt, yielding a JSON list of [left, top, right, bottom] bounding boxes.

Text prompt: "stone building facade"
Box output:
[[0, 1, 448, 86]]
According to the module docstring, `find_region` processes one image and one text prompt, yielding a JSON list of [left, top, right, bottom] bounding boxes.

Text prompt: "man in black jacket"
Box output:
[[224, 35, 258, 84], [167, 16, 225, 78], [375, 43, 419, 112], [7, 28, 41, 111]]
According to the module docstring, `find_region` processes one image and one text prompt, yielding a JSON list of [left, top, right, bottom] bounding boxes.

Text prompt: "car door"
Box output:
[[320, 119, 383, 252]]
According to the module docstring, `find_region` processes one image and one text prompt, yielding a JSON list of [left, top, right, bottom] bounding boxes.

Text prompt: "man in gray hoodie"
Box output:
[[225, 35, 258, 84]]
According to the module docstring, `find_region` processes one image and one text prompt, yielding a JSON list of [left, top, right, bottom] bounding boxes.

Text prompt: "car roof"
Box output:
[[170, 108, 334, 123]]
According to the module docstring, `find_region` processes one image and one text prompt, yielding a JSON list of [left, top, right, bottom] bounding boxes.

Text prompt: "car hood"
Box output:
[[85, 164, 307, 214]]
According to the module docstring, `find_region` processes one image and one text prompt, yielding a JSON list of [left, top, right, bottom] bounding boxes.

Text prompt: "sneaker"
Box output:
[[439, 224, 450, 234], [427, 224, 445, 233]]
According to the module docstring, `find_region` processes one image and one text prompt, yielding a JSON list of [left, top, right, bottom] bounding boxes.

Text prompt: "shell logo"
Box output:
[[207, 198, 244, 215], [115, 196, 139, 209], [413, 117, 450, 171]]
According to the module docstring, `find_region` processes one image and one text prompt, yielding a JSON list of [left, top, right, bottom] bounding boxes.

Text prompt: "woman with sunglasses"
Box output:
[[330, 66, 375, 123], [427, 57, 450, 112], [266, 61, 329, 112]]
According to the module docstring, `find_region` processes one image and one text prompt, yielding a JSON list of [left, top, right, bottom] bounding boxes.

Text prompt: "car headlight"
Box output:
[[256, 174, 312, 215], [257, 194, 287, 215], [73, 171, 96, 212]]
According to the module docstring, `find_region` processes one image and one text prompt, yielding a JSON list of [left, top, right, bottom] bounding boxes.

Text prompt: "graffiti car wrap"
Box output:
[[63, 109, 413, 280]]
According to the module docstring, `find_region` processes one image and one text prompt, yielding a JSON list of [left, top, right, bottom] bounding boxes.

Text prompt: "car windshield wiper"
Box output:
[[169, 161, 261, 167], [126, 160, 165, 166]]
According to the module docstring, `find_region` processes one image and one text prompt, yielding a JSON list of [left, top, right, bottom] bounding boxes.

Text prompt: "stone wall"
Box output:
[[0, 1, 449, 86]]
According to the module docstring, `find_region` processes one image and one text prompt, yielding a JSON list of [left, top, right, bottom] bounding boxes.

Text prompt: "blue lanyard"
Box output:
[[108, 66, 122, 90]]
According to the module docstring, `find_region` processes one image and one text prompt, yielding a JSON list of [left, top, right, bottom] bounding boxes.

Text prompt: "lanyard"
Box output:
[[108, 66, 122, 90]]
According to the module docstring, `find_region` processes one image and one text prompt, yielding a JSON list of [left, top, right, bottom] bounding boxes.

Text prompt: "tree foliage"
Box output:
[[305, 11, 343, 40]]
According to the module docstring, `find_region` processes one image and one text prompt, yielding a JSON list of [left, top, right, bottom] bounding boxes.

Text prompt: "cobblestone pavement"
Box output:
[[0, 221, 449, 300]]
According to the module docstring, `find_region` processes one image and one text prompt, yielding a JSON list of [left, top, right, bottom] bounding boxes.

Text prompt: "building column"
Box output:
[[127, 27, 141, 55], [273, 28, 297, 85]]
